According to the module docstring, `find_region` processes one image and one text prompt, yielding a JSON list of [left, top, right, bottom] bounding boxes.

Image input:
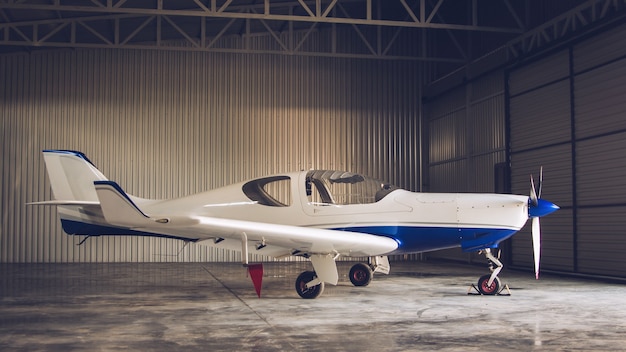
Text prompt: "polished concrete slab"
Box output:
[[1, 260, 625, 351]]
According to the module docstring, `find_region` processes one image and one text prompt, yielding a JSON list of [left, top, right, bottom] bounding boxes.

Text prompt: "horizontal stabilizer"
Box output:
[[94, 181, 154, 228]]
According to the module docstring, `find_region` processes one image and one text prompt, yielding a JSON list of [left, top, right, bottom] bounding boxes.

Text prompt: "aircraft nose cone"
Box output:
[[529, 198, 560, 218]]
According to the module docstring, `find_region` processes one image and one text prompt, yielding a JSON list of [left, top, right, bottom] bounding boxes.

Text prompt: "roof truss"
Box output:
[[0, 0, 526, 62]]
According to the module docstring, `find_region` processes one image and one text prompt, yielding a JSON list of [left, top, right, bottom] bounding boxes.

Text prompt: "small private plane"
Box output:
[[30, 150, 559, 298]]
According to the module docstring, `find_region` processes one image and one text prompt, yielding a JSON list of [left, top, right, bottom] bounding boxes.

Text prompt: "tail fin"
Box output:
[[42, 150, 108, 202], [33, 150, 160, 237]]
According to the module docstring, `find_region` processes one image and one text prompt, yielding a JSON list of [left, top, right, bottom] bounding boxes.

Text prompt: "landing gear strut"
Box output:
[[474, 248, 507, 295]]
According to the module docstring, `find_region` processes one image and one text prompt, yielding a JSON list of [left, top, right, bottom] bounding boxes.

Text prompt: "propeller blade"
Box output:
[[537, 166, 543, 199], [529, 167, 544, 207], [530, 175, 538, 207], [532, 217, 541, 280]]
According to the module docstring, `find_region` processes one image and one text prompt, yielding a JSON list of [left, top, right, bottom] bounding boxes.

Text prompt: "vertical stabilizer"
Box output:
[[42, 150, 108, 202]]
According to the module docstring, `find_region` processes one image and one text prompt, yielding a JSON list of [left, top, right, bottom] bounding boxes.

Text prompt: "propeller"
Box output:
[[529, 167, 542, 280], [528, 167, 559, 280]]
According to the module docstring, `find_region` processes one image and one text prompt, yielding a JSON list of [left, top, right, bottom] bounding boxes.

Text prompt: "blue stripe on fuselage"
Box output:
[[333, 226, 519, 254], [61, 219, 517, 255]]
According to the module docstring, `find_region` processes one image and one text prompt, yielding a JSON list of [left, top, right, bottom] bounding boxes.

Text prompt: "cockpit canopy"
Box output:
[[241, 170, 399, 207], [306, 170, 399, 205]]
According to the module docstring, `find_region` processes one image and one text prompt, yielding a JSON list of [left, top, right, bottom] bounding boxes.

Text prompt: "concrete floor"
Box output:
[[1, 261, 625, 351]]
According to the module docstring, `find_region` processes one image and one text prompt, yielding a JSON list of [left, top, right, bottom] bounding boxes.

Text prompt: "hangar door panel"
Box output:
[[508, 50, 574, 274], [509, 50, 569, 96], [508, 22, 626, 279], [575, 59, 626, 138], [577, 207, 626, 277], [509, 81, 571, 151], [509, 146, 574, 272], [573, 56, 626, 277], [576, 133, 626, 206]]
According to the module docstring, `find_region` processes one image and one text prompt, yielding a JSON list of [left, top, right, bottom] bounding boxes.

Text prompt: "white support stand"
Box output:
[[241, 232, 248, 267]]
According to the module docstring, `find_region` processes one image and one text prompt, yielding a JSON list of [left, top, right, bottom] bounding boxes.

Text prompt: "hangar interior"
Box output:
[[2, 1, 626, 350], [2, 0, 626, 277]]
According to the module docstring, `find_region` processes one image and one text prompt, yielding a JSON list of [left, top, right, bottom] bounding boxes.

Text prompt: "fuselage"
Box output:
[[141, 170, 531, 254]]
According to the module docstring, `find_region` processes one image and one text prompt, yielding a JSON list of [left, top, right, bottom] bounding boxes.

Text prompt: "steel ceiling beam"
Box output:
[[0, 1, 479, 62], [505, 0, 626, 58], [0, 0, 524, 33], [7, 0, 620, 64]]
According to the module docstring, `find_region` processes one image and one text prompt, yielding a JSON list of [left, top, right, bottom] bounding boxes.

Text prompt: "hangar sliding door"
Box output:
[[508, 50, 575, 273], [571, 24, 626, 277], [508, 23, 626, 278]]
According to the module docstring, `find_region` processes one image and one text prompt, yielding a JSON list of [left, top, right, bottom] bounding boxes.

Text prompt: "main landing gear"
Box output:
[[349, 263, 373, 286], [470, 248, 510, 296], [348, 256, 390, 287], [295, 271, 325, 299], [294, 256, 390, 299], [294, 264, 374, 299]]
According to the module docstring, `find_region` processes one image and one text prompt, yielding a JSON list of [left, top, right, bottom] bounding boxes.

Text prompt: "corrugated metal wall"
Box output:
[[509, 22, 626, 278], [425, 70, 507, 261], [1, 41, 421, 262], [428, 71, 506, 193]]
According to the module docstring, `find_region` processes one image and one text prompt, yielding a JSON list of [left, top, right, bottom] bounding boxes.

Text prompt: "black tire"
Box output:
[[477, 274, 501, 295], [349, 263, 373, 287], [295, 271, 324, 299]]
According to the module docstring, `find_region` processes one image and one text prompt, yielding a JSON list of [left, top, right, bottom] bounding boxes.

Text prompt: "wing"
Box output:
[[93, 181, 399, 258]]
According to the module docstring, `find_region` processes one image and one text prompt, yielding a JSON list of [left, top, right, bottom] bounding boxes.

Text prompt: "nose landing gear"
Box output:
[[469, 248, 510, 296]]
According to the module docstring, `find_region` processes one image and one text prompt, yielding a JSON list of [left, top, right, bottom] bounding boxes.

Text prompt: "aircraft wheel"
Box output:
[[295, 271, 324, 299], [477, 274, 501, 295], [349, 263, 373, 287]]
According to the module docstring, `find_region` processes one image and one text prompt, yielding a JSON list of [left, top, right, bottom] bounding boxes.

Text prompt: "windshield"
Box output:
[[305, 170, 399, 205]]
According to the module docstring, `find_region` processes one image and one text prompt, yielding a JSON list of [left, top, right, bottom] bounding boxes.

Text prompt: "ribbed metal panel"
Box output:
[[573, 23, 626, 73], [508, 24, 626, 279], [571, 41, 626, 278], [469, 96, 505, 155], [575, 58, 626, 139], [576, 132, 626, 206], [508, 44, 574, 275], [577, 207, 626, 277], [510, 209, 574, 272], [0, 45, 420, 263], [427, 70, 505, 193], [470, 71, 505, 100], [509, 145, 574, 272], [427, 86, 466, 118], [509, 80, 571, 151], [510, 145, 573, 208], [428, 109, 467, 165], [508, 50, 569, 96], [467, 152, 506, 192], [429, 160, 468, 193]]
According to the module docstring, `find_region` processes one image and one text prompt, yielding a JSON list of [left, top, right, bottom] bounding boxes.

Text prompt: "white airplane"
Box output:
[[30, 150, 559, 298]]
